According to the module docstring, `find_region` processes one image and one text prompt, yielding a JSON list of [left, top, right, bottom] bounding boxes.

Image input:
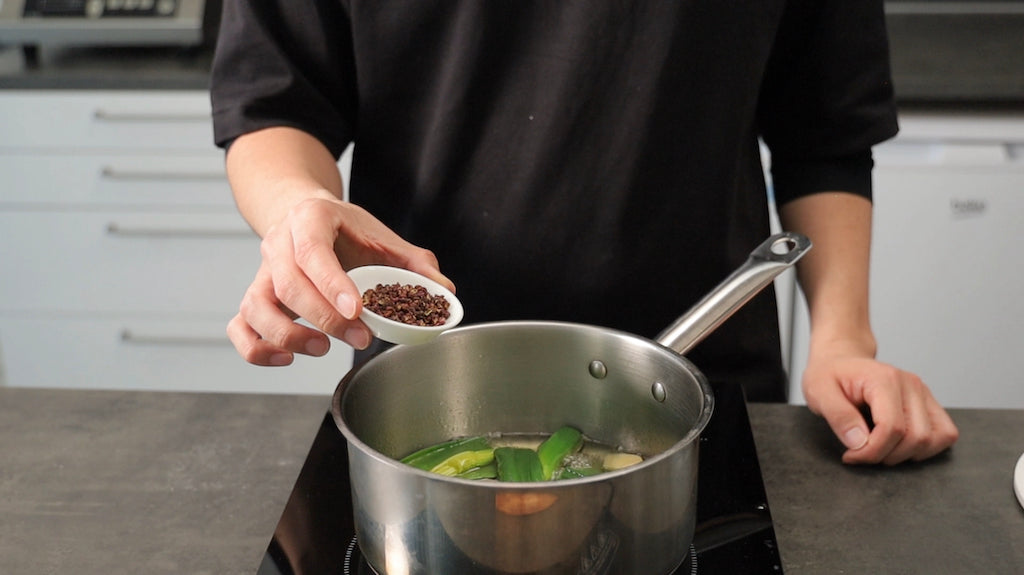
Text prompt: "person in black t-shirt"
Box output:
[[209, 0, 958, 465]]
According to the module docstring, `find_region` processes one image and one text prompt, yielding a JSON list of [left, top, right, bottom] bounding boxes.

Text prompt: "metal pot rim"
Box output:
[[331, 319, 716, 488]]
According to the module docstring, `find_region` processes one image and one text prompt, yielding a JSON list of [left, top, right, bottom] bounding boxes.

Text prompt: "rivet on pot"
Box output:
[[588, 360, 608, 379], [651, 381, 667, 403]]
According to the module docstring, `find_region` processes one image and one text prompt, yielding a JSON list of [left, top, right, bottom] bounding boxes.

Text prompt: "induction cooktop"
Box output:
[[257, 381, 783, 574]]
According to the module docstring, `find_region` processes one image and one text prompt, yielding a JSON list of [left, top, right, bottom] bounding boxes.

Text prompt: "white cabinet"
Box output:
[[0, 91, 353, 394], [787, 112, 1024, 409]]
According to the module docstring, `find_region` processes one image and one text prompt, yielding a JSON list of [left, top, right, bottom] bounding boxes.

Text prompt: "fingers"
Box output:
[[288, 200, 366, 320], [857, 369, 959, 466], [805, 358, 959, 466], [263, 227, 371, 350], [226, 263, 338, 366], [917, 397, 960, 461], [227, 256, 370, 367], [839, 366, 906, 465], [227, 313, 301, 367], [805, 379, 871, 453], [875, 374, 930, 466]]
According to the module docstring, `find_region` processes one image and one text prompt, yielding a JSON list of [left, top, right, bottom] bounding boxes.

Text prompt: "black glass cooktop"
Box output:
[[257, 381, 783, 574]]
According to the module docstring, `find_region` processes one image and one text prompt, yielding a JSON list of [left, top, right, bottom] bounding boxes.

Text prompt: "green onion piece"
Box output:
[[430, 449, 496, 476], [536, 426, 583, 480], [456, 461, 499, 480], [494, 447, 545, 482], [400, 436, 491, 471]]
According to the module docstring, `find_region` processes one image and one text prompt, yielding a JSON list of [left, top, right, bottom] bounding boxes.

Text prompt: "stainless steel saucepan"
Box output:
[[332, 232, 810, 574]]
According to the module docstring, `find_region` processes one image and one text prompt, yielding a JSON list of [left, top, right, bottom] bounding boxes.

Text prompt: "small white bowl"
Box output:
[[347, 265, 464, 345]]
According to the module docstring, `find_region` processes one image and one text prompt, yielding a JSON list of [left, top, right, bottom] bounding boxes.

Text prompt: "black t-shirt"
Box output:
[[210, 0, 898, 402]]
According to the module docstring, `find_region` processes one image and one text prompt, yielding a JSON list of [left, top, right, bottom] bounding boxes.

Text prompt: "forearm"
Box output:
[[780, 192, 959, 464], [778, 192, 877, 358], [225, 126, 346, 237]]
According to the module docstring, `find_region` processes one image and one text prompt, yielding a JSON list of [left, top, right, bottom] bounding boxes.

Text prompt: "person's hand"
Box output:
[[227, 195, 454, 366], [801, 346, 959, 465]]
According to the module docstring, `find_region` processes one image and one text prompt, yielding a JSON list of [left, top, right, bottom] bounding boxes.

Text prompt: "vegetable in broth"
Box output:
[[400, 425, 643, 481]]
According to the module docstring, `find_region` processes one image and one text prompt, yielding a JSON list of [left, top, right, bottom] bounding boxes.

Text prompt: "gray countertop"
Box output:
[[1, 386, 1021, 574], [752, 403, 1024, 574]]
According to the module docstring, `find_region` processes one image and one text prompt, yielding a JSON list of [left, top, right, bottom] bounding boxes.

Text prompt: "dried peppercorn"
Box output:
[[361, 283, 451, 327]]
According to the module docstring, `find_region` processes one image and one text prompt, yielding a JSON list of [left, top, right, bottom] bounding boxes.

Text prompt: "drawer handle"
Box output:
[[120, 329, 231, 347], [93, 109, 211, 123], [101, 166, 225, 181], [106, 222, 256, 238]]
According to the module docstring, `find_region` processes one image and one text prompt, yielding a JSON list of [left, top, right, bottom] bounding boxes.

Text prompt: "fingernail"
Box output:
[[344, 327, 372, 350], [337, 293, 359, 320], [843, 427, 869, 450], [305, 338, 329, 356], [270, 353, 293, 366]]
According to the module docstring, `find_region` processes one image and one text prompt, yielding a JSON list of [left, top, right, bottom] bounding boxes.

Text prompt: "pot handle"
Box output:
[[655, 232, 811, 356]]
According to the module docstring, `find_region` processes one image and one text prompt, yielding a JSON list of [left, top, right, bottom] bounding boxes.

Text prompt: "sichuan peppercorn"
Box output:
[[361, 283, 451, 327]]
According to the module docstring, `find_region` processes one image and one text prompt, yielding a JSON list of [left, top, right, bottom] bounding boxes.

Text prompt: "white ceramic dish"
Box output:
[[1015, 452, 1024, 511], [347, 265, 464, 345]]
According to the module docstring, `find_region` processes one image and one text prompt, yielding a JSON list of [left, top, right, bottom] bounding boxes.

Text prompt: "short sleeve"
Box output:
[[210, 0, 358, 159], [757, 0, 899, 205]]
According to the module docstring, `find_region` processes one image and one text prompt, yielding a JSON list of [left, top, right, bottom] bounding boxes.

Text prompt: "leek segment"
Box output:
[[430, 449, 496, 476], [494, 447, 545, 482], [401, 436, 491, 471], [537, 426, 584, 480]]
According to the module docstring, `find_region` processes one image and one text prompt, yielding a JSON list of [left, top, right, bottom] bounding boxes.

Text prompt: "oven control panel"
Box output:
[[22, 0, 180, 18], [0, 0, 206, 46]]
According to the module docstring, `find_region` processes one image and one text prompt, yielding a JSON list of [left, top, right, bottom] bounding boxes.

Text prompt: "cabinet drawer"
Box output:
[[0, 91, 213, 151], [0, 211, 260, 314], [0, 316, 353, 394], [0, 152, 230, 207]]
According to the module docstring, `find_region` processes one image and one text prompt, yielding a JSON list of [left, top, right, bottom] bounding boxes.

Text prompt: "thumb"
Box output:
[[807, 383, 870, 451]]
